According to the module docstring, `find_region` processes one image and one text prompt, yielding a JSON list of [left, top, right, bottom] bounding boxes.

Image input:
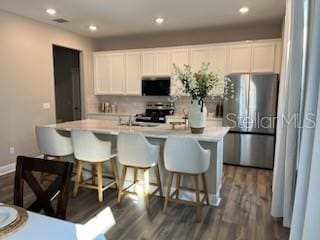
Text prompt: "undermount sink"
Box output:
[[118, 122, 159, 127]]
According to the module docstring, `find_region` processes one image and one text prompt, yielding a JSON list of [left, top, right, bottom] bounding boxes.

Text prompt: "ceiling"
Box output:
[[0, 0, 286, 39]]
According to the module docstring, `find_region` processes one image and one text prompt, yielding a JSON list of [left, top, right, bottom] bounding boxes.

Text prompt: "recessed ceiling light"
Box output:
[[46, 8, 56, 16], [239, 7, 249, 14], [155, 17, 164, 24], [89, 25, 97, 31]]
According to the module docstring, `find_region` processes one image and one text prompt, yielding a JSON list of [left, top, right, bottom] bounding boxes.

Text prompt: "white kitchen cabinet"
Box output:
[[190, 47, 211, 70], [125, 52, 141, 95], [210, 47, 227, 80], [274, 40, 283, 74], [142, 50, 170, 75], [109, 53, 126, 94], [170, 48, 189, 71], [227, 44, 252, 74], [94, 54, 111, 94], [251, 42, 276, 73]]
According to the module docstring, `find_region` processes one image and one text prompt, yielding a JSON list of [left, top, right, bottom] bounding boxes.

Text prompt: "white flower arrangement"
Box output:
[[171, 63, 234, 101]]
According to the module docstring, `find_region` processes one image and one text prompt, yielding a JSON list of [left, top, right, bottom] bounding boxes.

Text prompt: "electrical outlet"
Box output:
[[42, 102, 51, 109], [9, 147, 15, 154]]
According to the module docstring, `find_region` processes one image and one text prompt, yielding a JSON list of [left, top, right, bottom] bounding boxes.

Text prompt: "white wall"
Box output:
[[0, 10, 96, 168]]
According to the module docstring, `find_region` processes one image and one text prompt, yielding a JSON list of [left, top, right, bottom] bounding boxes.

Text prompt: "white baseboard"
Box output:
[[0, 163, 16, 176]]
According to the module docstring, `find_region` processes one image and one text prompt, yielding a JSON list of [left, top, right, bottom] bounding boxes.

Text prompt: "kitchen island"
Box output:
[[44, 119, 229, 206]]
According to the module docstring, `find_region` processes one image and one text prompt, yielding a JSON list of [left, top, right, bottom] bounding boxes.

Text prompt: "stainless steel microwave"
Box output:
[[141, 76, 171, 96]]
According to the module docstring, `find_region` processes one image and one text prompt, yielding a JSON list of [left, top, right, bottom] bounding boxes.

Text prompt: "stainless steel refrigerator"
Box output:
[[223, 73, 279, 169]]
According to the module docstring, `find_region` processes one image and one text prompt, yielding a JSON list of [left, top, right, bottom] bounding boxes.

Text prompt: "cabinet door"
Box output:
[[190, 47, 211, 71], [274, 40, 282, 74], [126, 52, 141, 95], [171, 48, 189, 71], [251, 42, 276, 73], [94, 54, 111, 94], [155, 51, 170, 75], [110, 53, 125, 94], [227, 44, 252, 74], [170, 49, 189, 96], [142, 52, 155, 75], [210, 47, 227, 80]]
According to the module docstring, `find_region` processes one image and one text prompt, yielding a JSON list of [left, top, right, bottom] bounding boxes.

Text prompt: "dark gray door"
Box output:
[[248, 74, 278, 134], [224, 132, 275, 169], [223, 74, 250, 132]]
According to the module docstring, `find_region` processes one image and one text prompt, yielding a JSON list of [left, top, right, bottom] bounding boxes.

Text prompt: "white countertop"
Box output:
[[46, 119, 229, 142]]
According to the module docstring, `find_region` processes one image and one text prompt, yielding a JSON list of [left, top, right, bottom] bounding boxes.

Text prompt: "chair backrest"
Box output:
[[14, 156, 73, 219], [71, 129, 111, 162], [35, 126, 73, 157], [117, 132, 160, 167], [164, 136, 211, 174]]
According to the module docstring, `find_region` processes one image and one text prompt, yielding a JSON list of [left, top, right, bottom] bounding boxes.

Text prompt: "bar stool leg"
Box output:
[[155, 165, 163, 197], [40, 155, 48, 184], [96, 162, 103, 202], [202, 173, 209, 205], [118, 166, 127, 203], [143, 169, 150, 209], [163, 172, 174, 213], [133, 168, 138, 184], [110, 158, 119, 190], [73, 160, 83, 197], [176, 174, 180, 199], [91, 164, 96, 185], [194, 174, 201, 222]]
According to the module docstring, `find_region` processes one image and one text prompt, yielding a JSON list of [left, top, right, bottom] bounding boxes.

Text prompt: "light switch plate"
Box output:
[[42, 102, 51, 109]]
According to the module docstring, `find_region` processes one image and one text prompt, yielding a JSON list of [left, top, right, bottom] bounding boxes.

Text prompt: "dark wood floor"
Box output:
[[0, 165, 289, 240]]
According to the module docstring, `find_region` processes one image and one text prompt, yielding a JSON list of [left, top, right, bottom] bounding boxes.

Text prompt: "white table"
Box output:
[[5, 210, 110, 240]]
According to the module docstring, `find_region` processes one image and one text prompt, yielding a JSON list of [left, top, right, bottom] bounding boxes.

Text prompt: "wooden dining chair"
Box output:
[[14, 156, 73, 220]]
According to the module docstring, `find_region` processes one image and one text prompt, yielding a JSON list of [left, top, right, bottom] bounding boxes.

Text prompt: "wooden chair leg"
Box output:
[[73, 160, 83, 197], [96, 162, 103, 202], [202, 173, 209, 205], [143, 169, 150, 209], [118, 166, 127, 203], [91, 164, 96, 185], [154, 165, 163, 197], [175, 174, 180, 199], [163, 172, 174, 213], [194, 174, 201, 222], [110, 158, 119, 189]]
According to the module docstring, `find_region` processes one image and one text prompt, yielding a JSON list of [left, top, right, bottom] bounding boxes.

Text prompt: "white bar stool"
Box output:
[[117, 132, 163, 209], [35, 126, 73, 183], [163, 136, 210, 221], [71, 129, 118, 202]]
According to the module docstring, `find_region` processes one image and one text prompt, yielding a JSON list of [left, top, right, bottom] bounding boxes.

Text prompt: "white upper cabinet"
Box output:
[[190, 47, 211, 70], [274, 40, 283, 74], [125, 52, 141, 95], [94, 54, 111, 94], [142, 50, 170, 75], [227, 44, 252, 74], [109, 53, 126, 94], [251, 42, 276, 73], [210, 47, 227, 80], [170, 48, 189, 71]]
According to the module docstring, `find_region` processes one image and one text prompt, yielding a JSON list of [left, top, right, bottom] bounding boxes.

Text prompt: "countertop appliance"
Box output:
[[136, 102, 175, 123], [223, 73, 279, 169], [142, 76, 170, 96]]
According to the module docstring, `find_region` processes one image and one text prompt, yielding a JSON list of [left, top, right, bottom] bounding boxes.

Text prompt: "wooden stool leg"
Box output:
[[155, 165, 163, 197], [163, 172, 174, 213], [133, 168, 138, 184], [194, 174, 201, 222], [40, 155, 48, 184], [202, 173, 209, 205], [110, 158, 119, 189], [91, 164, 96, 185], [96, 162, 103, 202], [175, 174, 180, 199], [73, 160, 83, 197], [118, 166, 127, 203], [143, 169, 150, 209]]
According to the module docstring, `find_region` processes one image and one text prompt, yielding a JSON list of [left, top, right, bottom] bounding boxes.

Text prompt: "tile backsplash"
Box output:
[[87, 95, 222, 116]]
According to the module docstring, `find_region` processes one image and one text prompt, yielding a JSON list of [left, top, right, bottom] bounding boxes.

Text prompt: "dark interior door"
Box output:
[[53, 45, 81, 123]]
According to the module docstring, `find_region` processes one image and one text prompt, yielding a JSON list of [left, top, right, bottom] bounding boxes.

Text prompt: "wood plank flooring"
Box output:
[[0, 165, 289, 240]]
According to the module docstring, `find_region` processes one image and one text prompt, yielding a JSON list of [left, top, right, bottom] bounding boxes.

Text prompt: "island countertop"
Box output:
[[45, 119, 229, 143]]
